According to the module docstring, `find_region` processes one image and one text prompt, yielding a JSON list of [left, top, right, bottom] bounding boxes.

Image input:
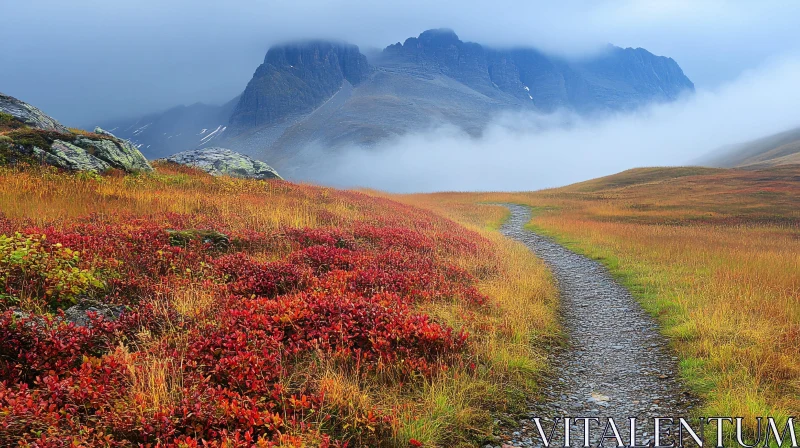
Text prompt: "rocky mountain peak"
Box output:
[[416, 28, 461, 47], [228, 40, 370, 134]]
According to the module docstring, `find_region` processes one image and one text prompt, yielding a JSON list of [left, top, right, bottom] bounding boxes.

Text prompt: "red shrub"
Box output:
[[0, 181, 491, 446], [214, 253, 311, 297]]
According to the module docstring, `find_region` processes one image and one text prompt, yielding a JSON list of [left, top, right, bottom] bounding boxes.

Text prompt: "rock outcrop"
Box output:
[[0, 93, 153, 173], [34, 140, 112, 172], [0, 92, 70, 133], [164, 147, 282, 180], [74, 127, 153, 172]]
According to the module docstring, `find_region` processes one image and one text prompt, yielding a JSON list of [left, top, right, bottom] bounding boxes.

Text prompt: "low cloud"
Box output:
[[304, 55, 800, 192]]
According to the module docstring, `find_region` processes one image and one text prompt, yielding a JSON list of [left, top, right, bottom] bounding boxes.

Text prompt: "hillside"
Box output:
[[701, 125, 800, 169], [0, 163, 556, 446], [99, 29, 694, 170], [403, 164, 800, 437]]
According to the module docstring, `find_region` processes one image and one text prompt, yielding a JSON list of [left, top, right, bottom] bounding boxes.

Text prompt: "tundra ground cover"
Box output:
[[0, 162, 557, 447], [403, 165, 800, 439]]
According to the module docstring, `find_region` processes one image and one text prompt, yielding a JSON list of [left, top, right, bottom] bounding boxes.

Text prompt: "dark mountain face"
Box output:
[[97, 29, 694, 168], [381, 29, 694, 113], [94, 96, 239, 159], [227, 41, 370, 135], [382, 29, 498, 98]]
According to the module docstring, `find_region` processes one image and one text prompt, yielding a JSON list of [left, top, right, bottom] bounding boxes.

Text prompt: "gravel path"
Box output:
[[493, 204, 698, 448]]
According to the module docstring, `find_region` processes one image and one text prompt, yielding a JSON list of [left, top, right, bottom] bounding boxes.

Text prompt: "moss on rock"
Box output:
[[167, 229, 231, 251]]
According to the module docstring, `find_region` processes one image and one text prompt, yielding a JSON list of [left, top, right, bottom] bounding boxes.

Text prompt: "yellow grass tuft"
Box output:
[[118, 344, 185, 416]]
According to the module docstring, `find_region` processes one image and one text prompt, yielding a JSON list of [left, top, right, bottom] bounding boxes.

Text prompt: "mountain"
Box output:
[[700, 126, 800, 169], [93, 97, 239, 160], [228, 41, 370, 134], [97, 29, 694, 172]]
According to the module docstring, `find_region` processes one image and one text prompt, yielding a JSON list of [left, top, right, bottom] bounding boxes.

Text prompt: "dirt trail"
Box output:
[[494, 204, 697, 448]]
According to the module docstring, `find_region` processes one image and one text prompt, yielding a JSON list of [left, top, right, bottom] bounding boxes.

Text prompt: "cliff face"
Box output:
[[228, 41, 370, 134], [383, 29, 497, 97]]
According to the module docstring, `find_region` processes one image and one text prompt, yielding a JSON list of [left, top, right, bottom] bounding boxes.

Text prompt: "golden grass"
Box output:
[[402, 165, 800, 435]]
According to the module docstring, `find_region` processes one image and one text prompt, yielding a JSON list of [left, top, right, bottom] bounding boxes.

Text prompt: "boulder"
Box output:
[[35, 140, 111, 172], [164, 147, 282, 180], [63, 299, 125, 328], [0, 92, 70, 133], [74, 127, 153, 172]]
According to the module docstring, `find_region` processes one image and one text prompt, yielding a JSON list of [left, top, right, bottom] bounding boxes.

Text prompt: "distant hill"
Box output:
[[93, 97, 239, 160], [559, 166, 725, 193], [701, 126, 800, 169], [97, 28, 694, 172]]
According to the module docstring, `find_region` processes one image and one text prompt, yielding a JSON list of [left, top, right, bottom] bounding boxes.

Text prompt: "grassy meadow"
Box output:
[[401, 165, 800, 435], [3, 159, 796, 446], [0, 163, 558, 447]]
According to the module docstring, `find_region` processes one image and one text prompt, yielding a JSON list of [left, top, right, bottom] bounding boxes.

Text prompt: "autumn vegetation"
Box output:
[[0, 162, 558, 447], [402, 165, 800, 437]]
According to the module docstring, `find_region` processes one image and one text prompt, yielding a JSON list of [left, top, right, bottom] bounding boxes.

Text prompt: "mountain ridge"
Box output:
[[96, 29, 695, 172]]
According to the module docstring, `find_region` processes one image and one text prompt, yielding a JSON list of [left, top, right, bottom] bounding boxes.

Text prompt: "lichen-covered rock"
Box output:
[[74, 127, 152, 172], [64, 299, 125, 328], [37, 140, 111, 172], [165, 147, 282, 180], [0, 92, 69, 133], [167, 229, 230, 251], [0, 93, 154, 174]]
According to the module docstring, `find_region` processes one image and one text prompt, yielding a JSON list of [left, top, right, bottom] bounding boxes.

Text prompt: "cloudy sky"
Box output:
[[2, 0, 799, 126]]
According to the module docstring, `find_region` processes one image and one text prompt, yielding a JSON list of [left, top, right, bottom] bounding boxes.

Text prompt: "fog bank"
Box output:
[[306, 56, 800, 192]]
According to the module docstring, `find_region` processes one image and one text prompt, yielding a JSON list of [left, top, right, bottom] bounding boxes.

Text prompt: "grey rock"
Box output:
[[1, 93, 152, 174], [164, 147, 282, 180], [92, 127, 116, 138], [64, 300, 125, 327], [73, 127, 153, 172], [0, 92, 69, 132], [39, 140, 111, 172]]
